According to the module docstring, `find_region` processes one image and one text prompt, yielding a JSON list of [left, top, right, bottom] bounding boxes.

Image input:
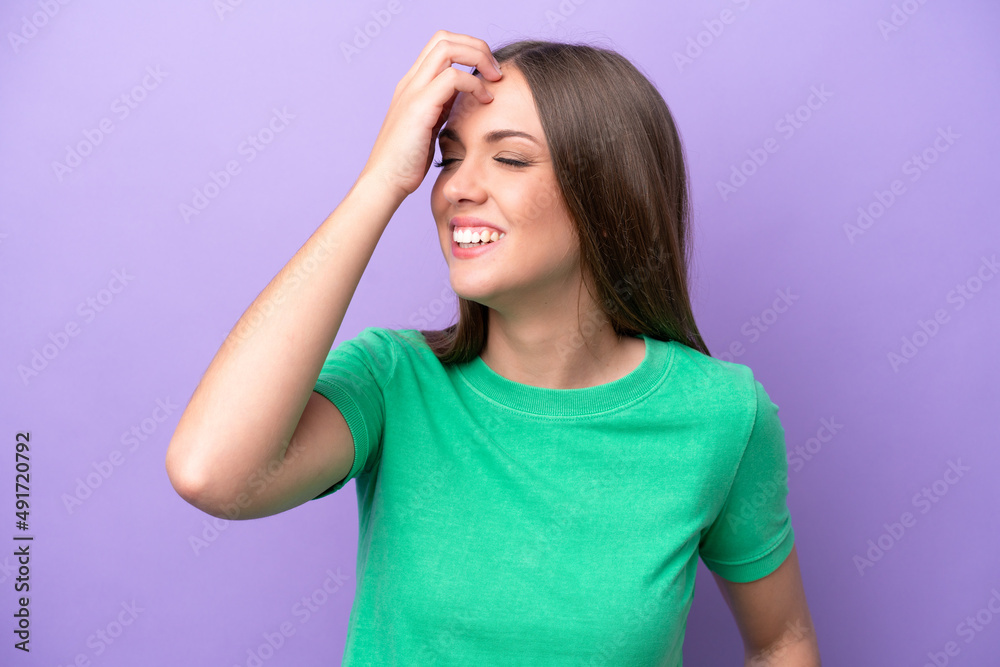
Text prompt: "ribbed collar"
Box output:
[[455, 334, 674, 417]]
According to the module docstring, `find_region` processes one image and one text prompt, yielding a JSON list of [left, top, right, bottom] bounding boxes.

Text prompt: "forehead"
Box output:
[[438, 67, 543, 143]]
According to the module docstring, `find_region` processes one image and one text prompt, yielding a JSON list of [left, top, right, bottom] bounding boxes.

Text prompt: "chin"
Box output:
[[449, 274, 496, 303]]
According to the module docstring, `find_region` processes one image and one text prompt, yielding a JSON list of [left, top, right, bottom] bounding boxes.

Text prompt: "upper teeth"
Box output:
[[453, 228, 505, 244]]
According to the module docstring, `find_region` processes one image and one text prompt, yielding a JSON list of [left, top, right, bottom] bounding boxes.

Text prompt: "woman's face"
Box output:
[[430, 66, 582, 315]]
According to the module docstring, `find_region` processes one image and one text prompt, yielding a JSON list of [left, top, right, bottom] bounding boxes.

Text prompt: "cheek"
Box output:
[[517, 187, 575, 246]]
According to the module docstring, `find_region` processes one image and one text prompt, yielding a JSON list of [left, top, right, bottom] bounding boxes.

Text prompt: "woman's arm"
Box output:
[[712, 545, 823, 666], [164, 174, 403, 518]]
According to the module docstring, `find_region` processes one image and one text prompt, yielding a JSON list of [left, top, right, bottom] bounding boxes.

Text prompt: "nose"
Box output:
[[440, 157, 488, 207]]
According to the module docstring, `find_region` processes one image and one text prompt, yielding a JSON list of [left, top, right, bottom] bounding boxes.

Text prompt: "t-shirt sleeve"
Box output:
[[309, 326, 397, 500], [698, 375, 796, 583]]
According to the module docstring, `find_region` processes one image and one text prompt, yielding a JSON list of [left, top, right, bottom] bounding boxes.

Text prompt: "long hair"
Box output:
[[420, 38, 710, 363]]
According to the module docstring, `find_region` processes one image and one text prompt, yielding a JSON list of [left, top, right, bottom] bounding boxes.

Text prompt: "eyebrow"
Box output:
[[437, 127, 540, 146]]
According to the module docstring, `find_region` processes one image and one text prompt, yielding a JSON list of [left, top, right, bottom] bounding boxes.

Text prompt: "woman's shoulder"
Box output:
[[655, 337, 764, 417], [349, 326, 440, 368], [341, 326, 425, 348], [657, 336, 755, 385]]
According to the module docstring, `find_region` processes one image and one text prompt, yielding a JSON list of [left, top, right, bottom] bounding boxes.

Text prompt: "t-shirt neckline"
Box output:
[[455, 334, 672, 417]]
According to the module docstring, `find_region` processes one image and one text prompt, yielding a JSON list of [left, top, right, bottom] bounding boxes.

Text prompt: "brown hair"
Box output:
[[420, 38, 711, 363]]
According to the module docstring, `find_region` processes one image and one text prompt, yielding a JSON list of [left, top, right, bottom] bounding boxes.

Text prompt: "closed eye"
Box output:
[[433, 157, 530, 168]]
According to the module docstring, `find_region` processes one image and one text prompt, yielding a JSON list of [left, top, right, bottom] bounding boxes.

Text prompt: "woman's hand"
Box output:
[[358, 30, 503, 201]]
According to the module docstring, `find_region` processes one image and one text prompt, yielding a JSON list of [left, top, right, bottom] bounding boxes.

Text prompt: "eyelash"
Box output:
[[432, 157, 529, 168]]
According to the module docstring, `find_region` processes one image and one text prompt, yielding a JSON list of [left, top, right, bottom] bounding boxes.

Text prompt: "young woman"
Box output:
[[166, 31, 821, 665]]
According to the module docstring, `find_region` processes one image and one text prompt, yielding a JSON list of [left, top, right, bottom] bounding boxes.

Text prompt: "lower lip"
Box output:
[[451, 235, 504, 259]]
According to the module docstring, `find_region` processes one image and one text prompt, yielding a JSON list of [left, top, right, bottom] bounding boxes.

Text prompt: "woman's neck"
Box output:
[[479, 319, 644, 390]]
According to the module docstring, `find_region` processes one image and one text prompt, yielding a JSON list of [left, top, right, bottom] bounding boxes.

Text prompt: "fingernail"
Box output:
[[492, 56, 502, 75]]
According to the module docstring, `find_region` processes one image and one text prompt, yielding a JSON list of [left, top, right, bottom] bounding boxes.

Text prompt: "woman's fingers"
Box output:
[[397, 30, 500, 93]]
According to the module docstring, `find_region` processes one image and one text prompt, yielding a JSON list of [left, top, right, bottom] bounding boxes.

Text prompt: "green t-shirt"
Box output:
[[311, 326, 795, 666]]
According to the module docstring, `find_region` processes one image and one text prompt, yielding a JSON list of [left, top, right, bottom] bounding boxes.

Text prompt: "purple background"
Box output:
[[2, 0, 998, 665]]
